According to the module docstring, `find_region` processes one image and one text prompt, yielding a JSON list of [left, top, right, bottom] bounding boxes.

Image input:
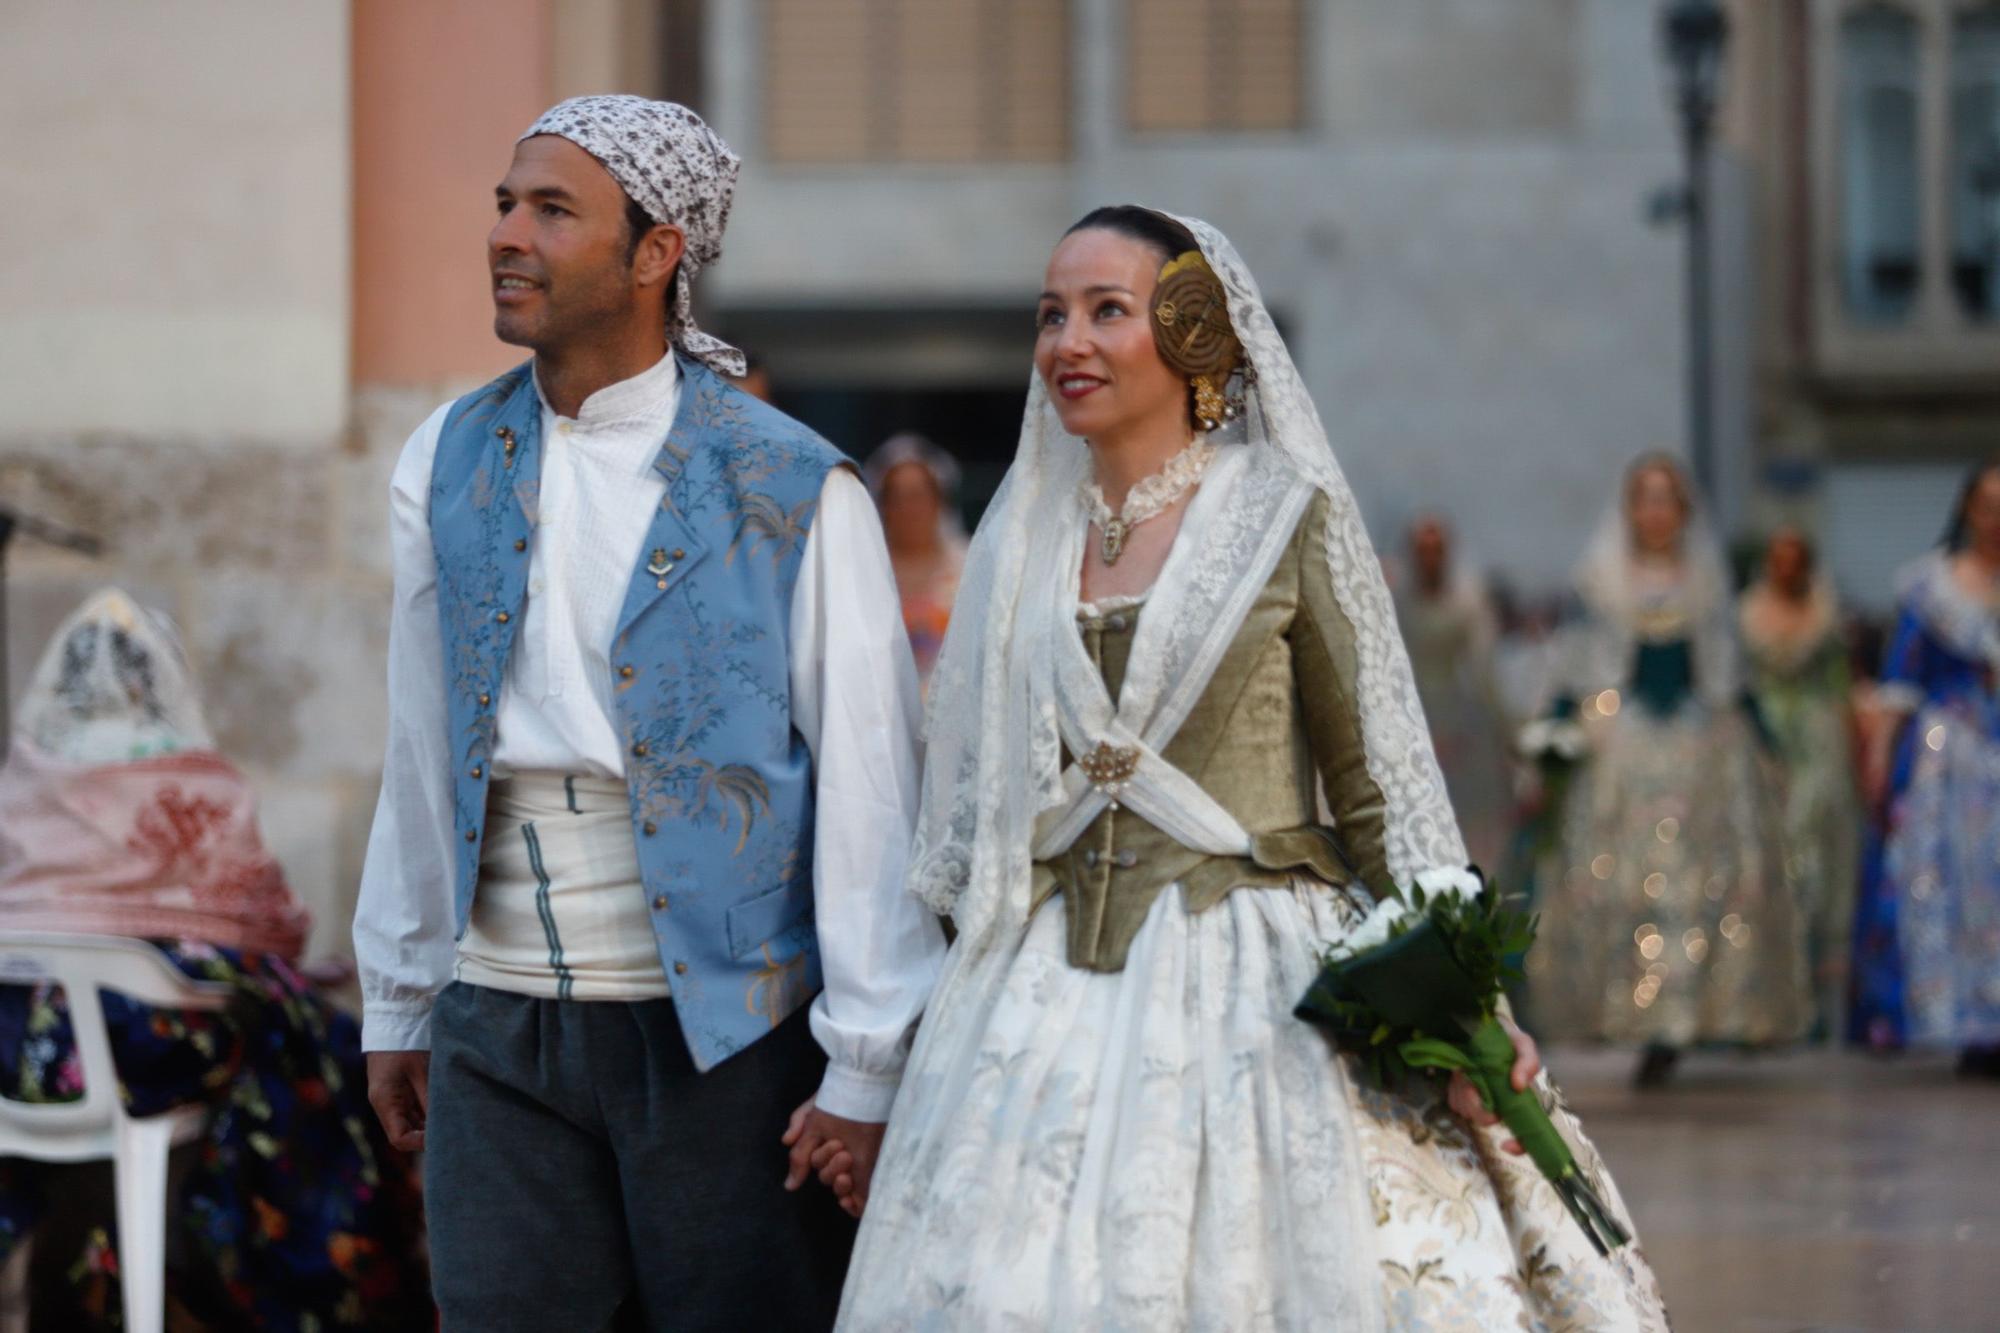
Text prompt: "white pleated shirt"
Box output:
[[353, 352, 946, 1121]]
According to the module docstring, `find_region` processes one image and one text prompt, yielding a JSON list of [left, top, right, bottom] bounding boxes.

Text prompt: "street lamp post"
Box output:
[[1661, 0, 1730, 504]]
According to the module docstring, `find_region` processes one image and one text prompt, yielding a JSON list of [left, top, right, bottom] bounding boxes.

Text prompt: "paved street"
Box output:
[[1551, 1046, 1999, 1332]]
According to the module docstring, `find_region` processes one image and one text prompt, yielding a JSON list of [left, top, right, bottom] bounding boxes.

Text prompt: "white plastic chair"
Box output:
[[0, 932, 232, 1333]]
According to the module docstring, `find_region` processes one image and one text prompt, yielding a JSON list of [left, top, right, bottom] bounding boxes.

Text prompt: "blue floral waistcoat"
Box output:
[[428, 354, 846, 1071]]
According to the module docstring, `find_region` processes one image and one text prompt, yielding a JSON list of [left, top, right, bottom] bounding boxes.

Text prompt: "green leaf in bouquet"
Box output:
[[1298, 917, 1487, 1038]]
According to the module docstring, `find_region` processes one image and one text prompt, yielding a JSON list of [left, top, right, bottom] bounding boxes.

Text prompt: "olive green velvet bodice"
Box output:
[[1031, 491, 1391, 971]]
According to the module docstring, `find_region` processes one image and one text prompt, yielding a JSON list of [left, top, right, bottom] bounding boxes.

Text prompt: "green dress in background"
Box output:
[[1397, 578, 1516, 873], [1739, 580, 1861, 1038]]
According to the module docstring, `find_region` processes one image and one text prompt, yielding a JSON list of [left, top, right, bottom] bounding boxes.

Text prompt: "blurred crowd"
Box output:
[[1389, 454, 2000, 1089]]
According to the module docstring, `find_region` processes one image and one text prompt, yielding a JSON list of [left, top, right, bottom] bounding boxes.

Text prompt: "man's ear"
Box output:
[[635, 222, 686, 293]]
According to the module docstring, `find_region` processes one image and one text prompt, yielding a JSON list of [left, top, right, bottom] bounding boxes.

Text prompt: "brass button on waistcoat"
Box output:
[[464, 829, 477, 842], [514, 539, 527, 552], [478, 693, 490, 707], [620, 666, 634, 679], [674, 961, 689, 976], [643, 821, 658, 836], [653, 895, 668, 911], [631, 741, 649, 757], [470, 766, 483, 779], [496, 611, 510, 624]]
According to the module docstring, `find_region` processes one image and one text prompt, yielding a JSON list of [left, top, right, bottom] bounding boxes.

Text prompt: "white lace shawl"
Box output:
[[1897, 550, 2000, 677], [908, 217, 1467, 945], [1565, 473, 1741, 709]]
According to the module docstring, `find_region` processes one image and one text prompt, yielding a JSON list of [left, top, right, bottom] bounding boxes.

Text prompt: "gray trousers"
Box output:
[[425, 982, 855, 1332]]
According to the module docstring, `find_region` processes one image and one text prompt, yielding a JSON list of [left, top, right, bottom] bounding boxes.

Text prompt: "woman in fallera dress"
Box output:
[[1738, 527, 1862, 1037], [1395, 516, 1516, 873], [833, 209, 1665, 1331], [1526, 456, 1810, 1087], [1851, 459, 2000, 1072], [863, 432, 969, 695]]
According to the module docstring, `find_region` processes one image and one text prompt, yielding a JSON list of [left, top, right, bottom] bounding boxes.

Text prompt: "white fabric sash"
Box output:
[[1031, 445, 1309, 862]]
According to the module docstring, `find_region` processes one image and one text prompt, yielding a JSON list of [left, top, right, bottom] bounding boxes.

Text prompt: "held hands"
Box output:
[[783, 1096, 885, 1220], [1443, 1014, 1540, 1156], [366, 1050, 431, 1152]]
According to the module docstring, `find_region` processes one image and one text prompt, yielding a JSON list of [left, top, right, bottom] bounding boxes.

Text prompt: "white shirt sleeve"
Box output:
[[790, 467, 948, 1122], [353, 404, 462, 1052]]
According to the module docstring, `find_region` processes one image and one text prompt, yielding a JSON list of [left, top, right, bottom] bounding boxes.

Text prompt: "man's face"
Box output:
[[489, 135, 667, 354]]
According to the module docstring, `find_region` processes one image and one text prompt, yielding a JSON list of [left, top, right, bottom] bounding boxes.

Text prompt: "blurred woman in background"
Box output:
[[1739, 527, 1861, 1038], [1527, 455, 1809, 1087], [0, 590, 429, 1330], [1395, 515, 1515, 872], [863, 432, 967, 693], [1851, 459, 2000, 1073]]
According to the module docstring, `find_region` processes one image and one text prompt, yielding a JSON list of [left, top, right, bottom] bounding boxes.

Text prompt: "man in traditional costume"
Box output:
[[353, 96, 944, 1331]]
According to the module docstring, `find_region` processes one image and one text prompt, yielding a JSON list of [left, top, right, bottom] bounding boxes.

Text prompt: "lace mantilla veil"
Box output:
[[1567, 458, 1741, 709], [909, 215, 1466, 948]]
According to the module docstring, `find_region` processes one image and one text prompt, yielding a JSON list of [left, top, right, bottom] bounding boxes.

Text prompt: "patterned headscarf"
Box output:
[[521, 95, 746, 377]]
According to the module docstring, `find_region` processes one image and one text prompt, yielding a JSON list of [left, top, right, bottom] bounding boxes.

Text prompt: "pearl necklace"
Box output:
[[1079, 436, 1219, 565]]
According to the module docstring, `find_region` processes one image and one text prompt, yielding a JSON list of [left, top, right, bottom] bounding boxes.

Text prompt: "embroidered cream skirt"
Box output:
[[839, 884, 1668, 1331]]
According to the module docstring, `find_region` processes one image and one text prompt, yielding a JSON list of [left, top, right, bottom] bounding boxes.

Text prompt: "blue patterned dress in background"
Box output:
[[1851, 554, 2000, 1049]]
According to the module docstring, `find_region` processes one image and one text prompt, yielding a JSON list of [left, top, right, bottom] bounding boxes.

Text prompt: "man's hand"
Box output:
[[367, 1050, 431, 1152], [782, 1096, 887, 1220], [1444, 1015, 1541, 1157]]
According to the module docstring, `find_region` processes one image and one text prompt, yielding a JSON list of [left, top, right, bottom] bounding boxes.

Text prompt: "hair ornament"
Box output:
[[1152, 250, 1246, 430]]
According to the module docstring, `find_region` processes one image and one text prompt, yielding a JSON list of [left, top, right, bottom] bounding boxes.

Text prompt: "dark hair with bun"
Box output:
[[1065, 205, 1199, 263]]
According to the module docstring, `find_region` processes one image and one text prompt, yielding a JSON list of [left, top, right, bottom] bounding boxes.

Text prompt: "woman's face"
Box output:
[[1627, 466, 1688, 556], [1964, 469, 2000, 559], [1410, 520, 1449, 590], [1767, 529, 1811, 596], [879, 462, 943, 555], [1034, 229, 1190, 445]]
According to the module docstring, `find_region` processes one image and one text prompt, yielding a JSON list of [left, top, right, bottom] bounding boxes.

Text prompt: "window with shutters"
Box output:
[[1810, 0, 2000, 378], [1838, 6, 1922, 323], [761, 0, 1069, 163], [1126, 0, 1304, 133], [1951, 7, 2000, 320]]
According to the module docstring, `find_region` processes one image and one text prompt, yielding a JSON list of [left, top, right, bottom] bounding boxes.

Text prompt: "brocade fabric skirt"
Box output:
[[839, 883, 1667, 1332], [1529, 703, 1811, 1047]]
